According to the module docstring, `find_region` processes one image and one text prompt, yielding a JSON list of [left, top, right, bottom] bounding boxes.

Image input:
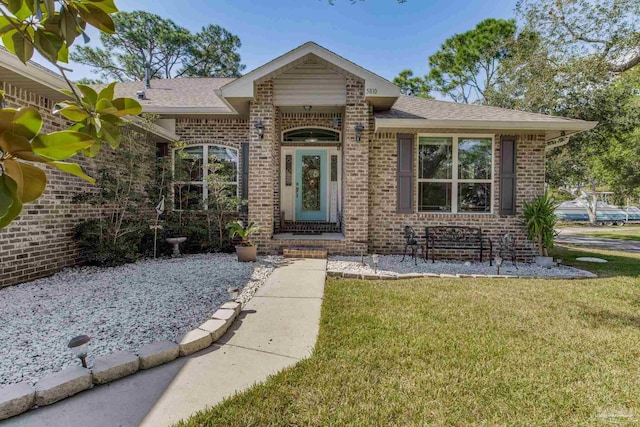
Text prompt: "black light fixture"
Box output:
[[255, 120, 265, 139], [354, 123, 365, 142], [68, 335, 90, 368], [303, 105, 312, 112], [333, 114, 340, 129]]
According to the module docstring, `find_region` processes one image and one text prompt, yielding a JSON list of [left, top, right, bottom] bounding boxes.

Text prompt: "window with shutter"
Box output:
[[499, 136, 517, 215], [397, 134, 415, 214]]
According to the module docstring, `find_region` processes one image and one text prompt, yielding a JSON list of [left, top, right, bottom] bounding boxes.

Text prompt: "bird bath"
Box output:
[[166, 237, 187, 257]]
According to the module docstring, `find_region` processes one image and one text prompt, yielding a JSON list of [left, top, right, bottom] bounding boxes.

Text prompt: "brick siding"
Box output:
[[0, 81, 156, 288]]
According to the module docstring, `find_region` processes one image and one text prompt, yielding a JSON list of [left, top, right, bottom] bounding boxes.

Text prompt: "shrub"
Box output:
[[74, 219, 150, 266], [522, 192, 559, 256]]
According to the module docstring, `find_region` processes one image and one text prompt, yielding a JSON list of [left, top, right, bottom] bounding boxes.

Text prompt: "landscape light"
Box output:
[[227, 287, 240, 301], [68, 335, 90, 368]]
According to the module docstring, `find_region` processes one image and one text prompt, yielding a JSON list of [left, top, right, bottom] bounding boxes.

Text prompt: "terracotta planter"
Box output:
[[235, 245, 257, 262]]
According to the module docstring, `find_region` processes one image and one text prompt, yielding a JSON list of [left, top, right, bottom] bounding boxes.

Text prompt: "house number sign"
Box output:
[[366, 88, 378, 95]]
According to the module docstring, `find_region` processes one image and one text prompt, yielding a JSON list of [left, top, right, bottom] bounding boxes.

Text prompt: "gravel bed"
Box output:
[[0, 254, 280, 387], [328, 255, 596, 278]]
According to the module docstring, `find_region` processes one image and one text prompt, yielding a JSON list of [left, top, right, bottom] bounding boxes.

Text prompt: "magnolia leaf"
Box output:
[[3, 31, 35, 64], [49, 161, 95, 183], [111, 98, 142, 117], [42, 0, 55, 16], [77, 4, 115, 34], [59, 6, 79, 47], [12, 106, 43, 139], [7, 0, 34, 21], [56, 105, 90, 122], [88, 0, 118, 14], [0, 15, 16, 33], [57, 43, 69, 63], [98, 82, 116, 101], [0, 173, 14, 218], [3, 159, 47, 203], [84, 139, 102, 157], [95, 98, 117, 115], [0, 109, 18, 134], [100, 120, 121, 149], [76, 84, 98, 109], [0, 175, 22, 229], [0, 130, 32, 154], [34, 31, 63, 64], [58, 89, 75, 98], [32, 131, 94, 160]]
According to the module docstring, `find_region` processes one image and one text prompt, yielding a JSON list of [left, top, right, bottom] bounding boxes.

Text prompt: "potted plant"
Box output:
[[227, 220, 262, 262], [522, 192, 559, 267]]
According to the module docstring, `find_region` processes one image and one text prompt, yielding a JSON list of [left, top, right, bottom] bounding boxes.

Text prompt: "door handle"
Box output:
[[296, 183, 299, 198]]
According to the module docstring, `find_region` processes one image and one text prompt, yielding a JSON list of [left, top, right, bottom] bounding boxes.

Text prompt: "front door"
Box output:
[[295, 149, 327, 221]]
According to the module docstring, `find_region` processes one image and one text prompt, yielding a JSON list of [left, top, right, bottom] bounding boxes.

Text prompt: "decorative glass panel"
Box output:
[[173, 183, 203, 210], [458, 138, 492, 180], [331, 155, 337, 182], [283, 128, 340, 142], [208, 146, 238, 182], [285, 155, 292, 186], [418, 137, 452, 179], [175, 146, 203, 181], [458, 183, 491, 212], [418, 182, 452, 212], [302, 155, 321, 211]]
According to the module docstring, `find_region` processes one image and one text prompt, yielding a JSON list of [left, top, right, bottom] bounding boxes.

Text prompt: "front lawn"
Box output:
[[178, 247, 640, 426]]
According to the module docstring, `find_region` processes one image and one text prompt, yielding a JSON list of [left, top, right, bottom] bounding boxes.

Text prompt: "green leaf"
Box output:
[[55, 104, 90, 122], [0, 173, 14, 218], [87, 0, 118, 14], [100, 120, 121, 149], [34, 31, 63, 64], [77, 4, 115, 34], [0, 175, 22, 229], [60, 6, 79, 47], [95, 98, 117, 115], [84, 139, 102, 157], [3, 158, 47, 203], [49, 161, 95, 183], [32, 131, 94, 160], [12, 106, 42, 139], [97, 82, 116, 101], [57, 42, 69, 63], [59, 89, 75, 98], [0, 15, 17, 33], [111, 97, 142, 117], [76, 84, 97, 108], [0, 130, 32, 154], [7, 0, 34, 21], [4, 31, 35, 63], [42, 0, 55, 16]]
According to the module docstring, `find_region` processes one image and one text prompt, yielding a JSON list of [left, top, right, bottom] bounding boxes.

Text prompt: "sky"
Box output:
[[38, 0, 520, 84]]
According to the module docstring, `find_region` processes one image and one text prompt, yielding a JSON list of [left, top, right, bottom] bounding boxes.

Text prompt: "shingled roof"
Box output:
[[93, 77, 237, 114], [376, 95, 587, 123]]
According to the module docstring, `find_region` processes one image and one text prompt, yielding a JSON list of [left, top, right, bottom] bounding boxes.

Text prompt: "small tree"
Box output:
[[522, 193, 559, 256], [205, 159, 244, 251]]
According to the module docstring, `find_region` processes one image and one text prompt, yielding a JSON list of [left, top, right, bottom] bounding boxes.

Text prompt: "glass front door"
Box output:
[[295, 149, 327, 221]]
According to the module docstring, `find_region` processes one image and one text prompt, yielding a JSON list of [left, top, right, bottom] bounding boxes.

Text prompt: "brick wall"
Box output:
[[0, 81, 156, 288], [368, 131, 546, 261]]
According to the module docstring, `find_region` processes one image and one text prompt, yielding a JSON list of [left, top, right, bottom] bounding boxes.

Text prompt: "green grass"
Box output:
[[573, 228, 640, 242], [178, 247, 640, 427]]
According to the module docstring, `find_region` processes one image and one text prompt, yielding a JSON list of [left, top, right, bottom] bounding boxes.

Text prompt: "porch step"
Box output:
[[282, 246, 328, 259], [280, 221, 341, 234]]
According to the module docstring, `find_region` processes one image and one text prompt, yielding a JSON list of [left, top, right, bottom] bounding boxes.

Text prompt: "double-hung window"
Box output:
[[173, 144, 239, 210], [418, 135, 493, 213]]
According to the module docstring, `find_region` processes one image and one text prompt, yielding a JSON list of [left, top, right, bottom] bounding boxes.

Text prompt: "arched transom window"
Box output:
[[283, 127, 340, 142], [173, 144, 239, 210]]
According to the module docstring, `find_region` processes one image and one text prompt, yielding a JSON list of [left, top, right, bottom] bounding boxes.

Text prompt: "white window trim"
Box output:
[[172, 144, 239, 211], [417, 133, 495, 214]]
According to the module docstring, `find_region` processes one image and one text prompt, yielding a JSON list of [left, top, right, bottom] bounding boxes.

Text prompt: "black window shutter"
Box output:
[[397, 134, 415, 214], [240, 142, 249, 209], [499, 136, 517, 215]]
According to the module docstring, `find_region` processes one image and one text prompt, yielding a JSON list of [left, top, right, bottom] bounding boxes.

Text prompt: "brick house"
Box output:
[[0, 42, 596, 286]]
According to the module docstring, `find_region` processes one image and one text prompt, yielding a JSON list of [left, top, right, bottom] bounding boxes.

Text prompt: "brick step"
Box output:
[[282, 247, 328, 259]]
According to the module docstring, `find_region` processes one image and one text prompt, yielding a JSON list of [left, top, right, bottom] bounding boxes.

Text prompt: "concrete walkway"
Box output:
[[3, 258, 326, 427]]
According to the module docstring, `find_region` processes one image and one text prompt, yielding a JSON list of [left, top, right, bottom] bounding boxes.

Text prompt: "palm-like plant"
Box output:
[[226, 220, 261, 246], [522, 193, 559, 256]]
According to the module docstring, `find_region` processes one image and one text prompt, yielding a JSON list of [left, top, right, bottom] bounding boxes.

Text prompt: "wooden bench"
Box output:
[[425, 226, 492, 265]]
